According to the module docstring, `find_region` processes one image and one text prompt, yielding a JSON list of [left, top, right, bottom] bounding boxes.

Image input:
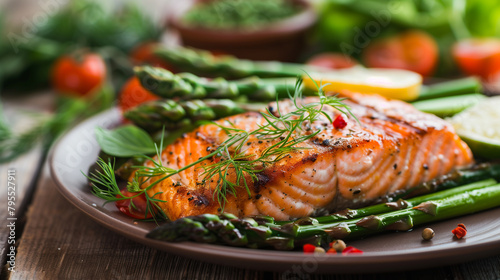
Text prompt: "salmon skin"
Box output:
[[137, 92, 473, 221]]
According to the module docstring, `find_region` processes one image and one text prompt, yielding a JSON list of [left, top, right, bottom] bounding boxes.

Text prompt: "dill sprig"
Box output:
[[200, 78, 356, 209], [88, 77, 356, 219]]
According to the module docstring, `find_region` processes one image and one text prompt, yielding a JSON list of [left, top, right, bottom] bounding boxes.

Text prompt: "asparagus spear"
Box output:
[[153, 47, 483, 100], [310, 178, 497, 225], [417, 77, 482, 101], [146, 213, 294, 250], [134, 66, 299, 101], [393, 162, 500, 199], [123, 98, 247, 131], [153, 47, 321, 79], [147, 180, 500, 250], [300, 182, 500, 241], [278, 163, 500, 225]]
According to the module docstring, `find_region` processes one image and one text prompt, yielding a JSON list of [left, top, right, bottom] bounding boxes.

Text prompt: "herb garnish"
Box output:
[[95, 125, 157, 157], [88, 78, 356, 219], [182, 0, 299, 29]]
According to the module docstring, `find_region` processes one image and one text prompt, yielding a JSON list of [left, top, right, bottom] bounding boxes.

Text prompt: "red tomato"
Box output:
[[119, 77, 159, 112], [342, 246, 364, 255], [363, 30, 438, 76], [333, 114, 347, 129], [115, 189, 154, 219], [452, 38, 500, 82], [306, 53, 357, 69], [302, 244, 316, 253], [130, 42, 173, 70], [51, 52, 106, 96]]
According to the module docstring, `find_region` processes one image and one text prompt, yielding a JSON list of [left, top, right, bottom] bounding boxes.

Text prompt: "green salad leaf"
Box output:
[[95, 125, 157, 157]]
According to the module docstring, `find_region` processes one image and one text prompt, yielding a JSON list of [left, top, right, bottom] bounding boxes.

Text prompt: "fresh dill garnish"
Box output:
[[88, 77, 356, 219], [200, 78, 355, 209]]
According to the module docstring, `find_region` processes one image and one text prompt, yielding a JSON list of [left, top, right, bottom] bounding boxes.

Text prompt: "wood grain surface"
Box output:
[[9, 167, 268, 280], [0, 92, 51, 276], [4, 166, 500, 280], [1, 94, 500, 280], [1, 1, 500, 279]]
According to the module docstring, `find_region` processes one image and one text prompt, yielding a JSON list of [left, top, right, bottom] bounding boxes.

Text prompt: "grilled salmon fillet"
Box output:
[[137, 92, 473, 221]]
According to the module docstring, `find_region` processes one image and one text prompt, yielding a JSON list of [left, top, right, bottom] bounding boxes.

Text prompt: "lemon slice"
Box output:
[[303, 67, 422, 101], [448, 96, 500, 159]]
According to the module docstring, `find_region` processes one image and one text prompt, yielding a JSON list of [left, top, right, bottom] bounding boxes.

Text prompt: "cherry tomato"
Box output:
[[51, 52, 106, 96], [306, 53, 357, 69], [452, 38, 500, 82], [119, 77, 159, 112], [115, 189, 154, 219], [342, 246, 364, 255], [363, 30, 438, 76], [130, 42, 173, 70]]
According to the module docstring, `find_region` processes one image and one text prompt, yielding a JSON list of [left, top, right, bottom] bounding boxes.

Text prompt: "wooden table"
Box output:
[[2, 93, 500, 280]]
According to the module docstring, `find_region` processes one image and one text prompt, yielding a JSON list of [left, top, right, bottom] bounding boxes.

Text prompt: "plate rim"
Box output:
[[49, 108, 500, 273]]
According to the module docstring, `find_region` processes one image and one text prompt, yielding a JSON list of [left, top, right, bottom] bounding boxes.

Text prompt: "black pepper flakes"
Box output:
[[188, 197, 194, 201], [255, 194, 262, 199], [393, 164, 398, 170], [423, 164, 429, 170]]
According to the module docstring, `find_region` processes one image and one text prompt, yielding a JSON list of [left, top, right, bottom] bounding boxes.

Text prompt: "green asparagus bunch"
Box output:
[[147, 179, 500, 250], [152, 47, 483, 101], [134, 66, 299, 101], [146, 213, 294, 250], [393, 161, 500, 200], [153, 47, 322, 79], [124, 98, 248, 131]]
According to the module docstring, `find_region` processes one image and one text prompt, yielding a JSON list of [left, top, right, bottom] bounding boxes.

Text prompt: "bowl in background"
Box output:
[[168, 0, 317, 62]]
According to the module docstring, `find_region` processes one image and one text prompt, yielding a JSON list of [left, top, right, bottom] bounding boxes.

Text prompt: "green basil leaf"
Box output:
[[95, 125, 157, 157]]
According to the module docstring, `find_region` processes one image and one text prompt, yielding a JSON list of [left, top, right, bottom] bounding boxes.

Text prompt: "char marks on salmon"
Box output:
[[137, 92, 473, 221]]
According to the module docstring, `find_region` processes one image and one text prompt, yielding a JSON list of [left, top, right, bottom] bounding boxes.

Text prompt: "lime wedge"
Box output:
[[412, 94, 486, 117], [448, 96, 500, 159]]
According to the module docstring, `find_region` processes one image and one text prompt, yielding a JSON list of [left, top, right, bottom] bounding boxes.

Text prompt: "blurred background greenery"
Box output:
[[1, 0, 499, 94], [0, 0, 499, 162]]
